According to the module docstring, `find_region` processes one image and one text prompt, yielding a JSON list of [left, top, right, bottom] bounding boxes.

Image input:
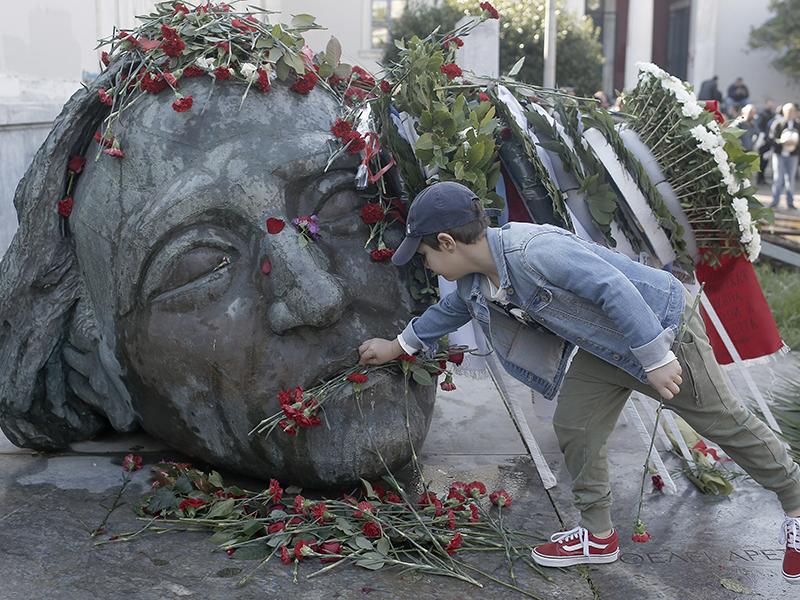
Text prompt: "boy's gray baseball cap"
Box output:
[[391, 182, 480, 266]]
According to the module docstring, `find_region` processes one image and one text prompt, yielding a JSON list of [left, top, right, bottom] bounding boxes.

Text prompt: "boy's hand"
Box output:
[[359, 338, 404, 365], [646, 359, 683, 400]]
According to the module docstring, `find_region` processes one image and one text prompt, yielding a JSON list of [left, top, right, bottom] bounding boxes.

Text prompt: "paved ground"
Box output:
[[1, 351, 798, 599]]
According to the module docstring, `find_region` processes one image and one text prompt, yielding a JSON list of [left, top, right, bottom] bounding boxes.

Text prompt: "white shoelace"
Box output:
[[781, 517, 800, 552], [551, 526, 590, 556]]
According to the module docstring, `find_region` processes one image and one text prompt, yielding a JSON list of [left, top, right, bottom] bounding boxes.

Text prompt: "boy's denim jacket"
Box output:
[[400, 223, 686, 399]]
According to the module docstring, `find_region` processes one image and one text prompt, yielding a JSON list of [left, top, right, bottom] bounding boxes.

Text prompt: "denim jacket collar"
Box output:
[[470, 227, 512, 298]]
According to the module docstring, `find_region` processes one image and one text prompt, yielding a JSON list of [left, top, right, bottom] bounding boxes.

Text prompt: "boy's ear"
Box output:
[[436, 233, 457, 251]]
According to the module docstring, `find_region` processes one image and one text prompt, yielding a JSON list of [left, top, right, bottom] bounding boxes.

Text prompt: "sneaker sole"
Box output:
[[783, 571, 800, 585], [531, 548, 619, 567]]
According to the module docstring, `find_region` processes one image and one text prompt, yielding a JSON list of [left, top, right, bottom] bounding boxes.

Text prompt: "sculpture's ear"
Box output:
[[0, 65, 136, 450]]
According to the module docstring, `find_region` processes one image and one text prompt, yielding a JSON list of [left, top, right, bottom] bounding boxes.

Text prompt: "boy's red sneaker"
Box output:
[[532, 526, 619, 567], [783, 517, 800, 584]]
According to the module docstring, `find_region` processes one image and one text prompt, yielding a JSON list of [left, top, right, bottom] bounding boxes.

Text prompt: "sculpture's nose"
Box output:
[[263, 227, 346, 335]]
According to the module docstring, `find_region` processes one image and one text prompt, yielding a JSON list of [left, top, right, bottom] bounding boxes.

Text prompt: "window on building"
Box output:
[[371, 0, 407, 49]]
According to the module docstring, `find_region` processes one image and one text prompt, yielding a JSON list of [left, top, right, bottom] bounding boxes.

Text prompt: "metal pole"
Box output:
[[543, 0, 557, 88]]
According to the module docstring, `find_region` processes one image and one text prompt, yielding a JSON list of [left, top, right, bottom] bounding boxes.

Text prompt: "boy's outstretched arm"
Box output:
[[358, 290, 473, 365]]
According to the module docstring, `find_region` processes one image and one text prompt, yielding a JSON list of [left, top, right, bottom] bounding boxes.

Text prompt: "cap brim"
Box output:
[[391, 235, 422, 266]]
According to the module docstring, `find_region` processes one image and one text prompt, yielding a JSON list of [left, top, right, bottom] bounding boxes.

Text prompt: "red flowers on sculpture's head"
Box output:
[[330, 118, 353, 138], [370, 248, 395, 262], [290, 70, 319, 95], [343, 130, 366, 154], [98, 88, 113, 105], [213, 66, 232, 80], [57, 197, 75, 218], [362, 521, 381, 538], [266, 217, 286, 234], [160, 24, 186, 57], [256, 68, 271, 93]]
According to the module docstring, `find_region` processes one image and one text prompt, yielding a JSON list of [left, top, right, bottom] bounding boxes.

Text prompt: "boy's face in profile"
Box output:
[[417, 237, 471, 282]]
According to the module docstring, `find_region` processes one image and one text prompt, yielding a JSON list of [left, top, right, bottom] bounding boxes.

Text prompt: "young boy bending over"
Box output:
[[357, 181, 800, 583]]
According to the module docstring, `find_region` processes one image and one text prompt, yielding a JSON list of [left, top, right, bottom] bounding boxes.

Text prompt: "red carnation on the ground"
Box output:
[[370, 248, 394, 262], [445, 532, 462, 555], [489, 489, 512, 507], [330, 117, 353, 138], [231, 18, 257, 32], [440, 379, 457, 391], [318, 541, 343, 563], [183, 65, 205, 78], [178, 497, 206, 511], [160, 24, 185, 57], [398, 353, 417, 363], [447, 509, 456, 530], [293, 540, 312, 560], [268, 478, 283, 503], [351, 65, 376, 87], [311, 502, 330, 523], [122, 454, 142, 472], [140, 72, 167, 94], [466, 480, 487, 498], [213, 66, 232, 80], [280, 545, 291, 564], [480, 2, 500, 19], [469, 503, 480, 522], [163, 71, 179, 88], [360, 202, 385, 225], [353, 500, 374, 519], [267, 521, 285, 534], [386, 492, 403, 504], [290, 70, 319, 95], [173, 2, 189, 14], [256, 68, 271, 93], [362, 522, 381, 538], [216, 41, 230, 53], [171, 96, 193, 112], [68, 155, 86, 174]]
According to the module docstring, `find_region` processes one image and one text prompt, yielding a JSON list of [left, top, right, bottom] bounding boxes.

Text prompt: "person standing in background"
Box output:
[[768, 103, 800, 210], [698, 75, 723, 103], [756, 100, 777, 184], [725, 77, 750, 117], [737, 104, 760, 152]]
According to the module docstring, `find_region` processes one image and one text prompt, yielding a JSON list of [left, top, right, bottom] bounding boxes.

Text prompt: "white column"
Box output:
[[543, 0, 557, 88], [623, 0, 654, 90], [602, 0, 617, 98], [687, 0, 719, 90]]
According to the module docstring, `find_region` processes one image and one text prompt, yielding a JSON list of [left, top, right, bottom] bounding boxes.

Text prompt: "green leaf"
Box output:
[[508, 56, 525, 77], [146, 488, 177, 514], [255, 37, 273, 49], [411, 367, 434, 386], [267, 46, 283, 62], [355, 551, 385, 570], [206, 498, 236, 519], [290, 13, 317, 28], [267, 532, 290, 547], [208, 470, 224, 489], [334, 63, 352, 78], [719, 578, 751, 594], [353, 535, 374, 550], [174, 474, 193, 494], [361, 478, 377, 499], [283, 51, 306, 74], [376, 537, 390, 556], [325, 36, 342, 65], [231, 543, 270, 561], [335, 517, 356, 535], [415, 133, 435, 151]]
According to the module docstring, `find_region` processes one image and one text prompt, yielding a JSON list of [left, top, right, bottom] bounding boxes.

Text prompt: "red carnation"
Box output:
[[344, 86, 369, 105], [353, 500, 374, 519], [266, 217, 285, 234], [92, 131, 112, 147], [343, 130, 366, 154], [386, 492, 403, 504], [101, 51, 111, 66], [489, 489, 512, 507], [68, 155, 86, 174], [174, 3, 189, 14], [117, 31, 139, 47], [443, 36, 464, 49], [346, 372, 369, 384], [447, 509, 456, 530], [330, 117, 353, 139], [445, 532, 462, 555], [466, 481, 487, 498], [380, 80, 391, 94], [703, 100, 725, 124], [140, 72, 167, 94], [469, 503, 479, 523], [268, 478, 283, 503], [288, 516, 303, 525], [632, 531, 651, 543], [279, 419, 298, 436], [216, 41, 231, 53], [480, 2, 500, 19], [500, 127, 512, 140], [213, 66, 231, 80], [267, 521, 286, 534], [178, 497, 206, 511], [651, 474, 665, 492], [231, 18, 257, 32], [256, 68, 271, 93], [280, 545, 291, 565], [160, 29, 185, 57], [290, 71, 319, 95], [122, 453, 142, 472], [98, 88, 113, 106], [318, 541, 343, 563], [448, 350, 465, 365], [440, 380, 457, 391], [293, 540, 312, 560], [183, 65, 205, 78], [478, 92, 490, 102], [171, 96, 193, 112], [370, 248, 394, 262], [398, 353, 417, 363], [362, 522, 381, 538], [440, 63, 462, 81], [294, 495, 306, 514], [360, 202, 385, 225], [163, 71, 179, 88], [351, 65, 376, 87], [103, 146, 125, 158], [311, 502, 330, 523]]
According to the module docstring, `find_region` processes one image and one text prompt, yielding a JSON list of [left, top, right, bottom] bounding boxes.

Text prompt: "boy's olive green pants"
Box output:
[[554, 291, 800, 534]]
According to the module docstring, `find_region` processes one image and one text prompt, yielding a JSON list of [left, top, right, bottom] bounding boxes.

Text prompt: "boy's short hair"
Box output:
[[420, 198, 489, 250]]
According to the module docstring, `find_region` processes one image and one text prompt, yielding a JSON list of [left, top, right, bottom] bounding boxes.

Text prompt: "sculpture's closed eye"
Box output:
[[149, 244, 239, 303]]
